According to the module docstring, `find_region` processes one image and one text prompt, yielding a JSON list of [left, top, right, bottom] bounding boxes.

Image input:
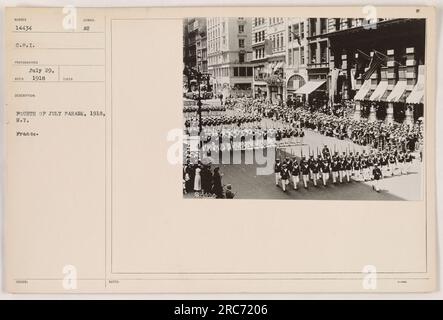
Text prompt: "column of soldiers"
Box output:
[[273, 145, 415, 192], [222, 97, 423, 155]]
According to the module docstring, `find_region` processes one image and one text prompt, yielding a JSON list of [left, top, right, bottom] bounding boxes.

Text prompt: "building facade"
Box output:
[[320, 18, 425, 124], [285, 17, 425, 124], [196, 20, 208, 74], [265, 17, 287, 103], [251, 17, 287, 103], [183, 18, 208, 91], [251, 17, 268, 99], [183, 17, 425, 125], [207, 17, 254, 98], [285, 18, 308, 100]]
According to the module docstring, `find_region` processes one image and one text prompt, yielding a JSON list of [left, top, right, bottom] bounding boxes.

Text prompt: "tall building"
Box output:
[[285, 18, 330, 105], [183, 18, 208, 91], [285, 18, 308, 99], [183, 18, 205, 70], [264, 17, 287, 102], [251, 17, 286, 103], [285, 17, 425, 124], [207, 17, 253, 97], [251, 17, 268, 99], [196, 20, 208, 74], [319, 18, 425, 124]]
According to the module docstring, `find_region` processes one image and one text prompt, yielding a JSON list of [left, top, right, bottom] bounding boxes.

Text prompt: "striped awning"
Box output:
[[406, 65, 425, 104], [369, 80, 388, 101], [294, 80, 326, 95], [386, 80, 407, 102], [354, 79, 371, 100]]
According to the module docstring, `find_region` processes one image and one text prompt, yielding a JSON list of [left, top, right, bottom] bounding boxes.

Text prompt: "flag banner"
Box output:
[[350, 68, 357, 90], [362, 51, 387, 80]]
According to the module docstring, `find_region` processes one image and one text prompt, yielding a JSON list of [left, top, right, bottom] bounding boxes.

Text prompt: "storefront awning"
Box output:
[[369, 80, 388, 101], [406, 65, 425, 104], [386, 80, 407, 102], [294, 80, 326, 95], [354, 79, 371, 100]]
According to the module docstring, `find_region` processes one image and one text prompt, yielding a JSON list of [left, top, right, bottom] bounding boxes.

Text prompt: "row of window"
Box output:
[[211, 66, 253, 77], [253, 17, 284, 27], [207, 17, 224, 28], [212, 67, 229, 77], [253, 17, 266, 27], [210, 18, 389, 37], [270, 32, 285, 52], [209, 35, 245, 54], [208, 18, 381, 55], [254, 30, 265, 43], [288, 47, 305, 66], [233, 66, 253, 77], [254, 48, 265, 60], [208, 27, 222, 39], [208, 39, 222, 53], [196, 49, 207, 60], [207, 51, 246, 65], [269, 17, 284, 25], [288, 23, 304, 41]]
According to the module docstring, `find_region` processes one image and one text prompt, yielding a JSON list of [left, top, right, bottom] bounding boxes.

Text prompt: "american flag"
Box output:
[[362, 51, 387, 80]]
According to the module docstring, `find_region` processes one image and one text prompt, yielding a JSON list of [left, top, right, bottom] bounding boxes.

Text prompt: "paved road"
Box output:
[[216, 159, 420, 200], [184, 100, 423, 200], [196, 144, 422, 201]]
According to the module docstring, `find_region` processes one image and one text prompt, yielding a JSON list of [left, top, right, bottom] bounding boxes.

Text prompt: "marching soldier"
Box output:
[[405, 150, 414, 174], [308, 154, 315, 180], [344, 155, 353, 183], [280, 164, 290, 192], [388, 152, 397, 176], [353, 156, 361, 181], [331, 157, 340, 184], [310, 156, 320, 187], [361, 156, 369, 181], [286, 157, 293, 180], [274, 159, 282, 186], [367, 153, 374, 180], [320, 157, 331, 186], [300, 156, 310, 189], [380, 152, 389, 177], [291, 157, 300, 190], [338, 154, 346, 183], [372, 163, 383, 192], [322, 144, 331, 159], [397, 151, 405, 175]]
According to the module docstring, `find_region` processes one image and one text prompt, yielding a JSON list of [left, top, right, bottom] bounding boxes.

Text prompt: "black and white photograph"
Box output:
[[183, 17, 425, 200]]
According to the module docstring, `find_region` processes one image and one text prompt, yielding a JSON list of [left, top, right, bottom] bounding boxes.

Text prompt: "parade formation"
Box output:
[[183, 17, 425, 200], [183, 97, 423, 199]]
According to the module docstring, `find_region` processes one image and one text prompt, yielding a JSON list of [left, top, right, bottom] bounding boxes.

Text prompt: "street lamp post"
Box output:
[[184, 66, 204, 136], [196, 71, 203, 135]]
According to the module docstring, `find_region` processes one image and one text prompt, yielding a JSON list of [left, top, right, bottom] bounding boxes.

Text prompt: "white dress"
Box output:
[[194, 167, 202, 191]]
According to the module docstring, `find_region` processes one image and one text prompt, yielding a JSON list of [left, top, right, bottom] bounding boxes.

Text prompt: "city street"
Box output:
[[183, 16, 425, 201], [184, 99, 423, 201], [214, 147, 422, 201]]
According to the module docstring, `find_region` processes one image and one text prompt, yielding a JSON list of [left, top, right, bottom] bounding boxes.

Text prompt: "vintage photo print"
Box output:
[[182, 17, 425, 200]]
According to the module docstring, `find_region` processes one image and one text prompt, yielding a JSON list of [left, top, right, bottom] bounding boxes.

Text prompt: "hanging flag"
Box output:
[[362, 51, 387, 80], [354, 49, 371, 79], [290, 32, 302, 46], [350, 69, 357, 90], [330, 68, 340, 97]]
